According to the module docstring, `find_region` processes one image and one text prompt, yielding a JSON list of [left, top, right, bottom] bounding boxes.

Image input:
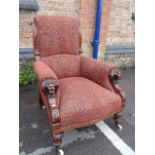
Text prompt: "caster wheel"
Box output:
[[57, 149, 64, 155], [116, 124, 123, 131]]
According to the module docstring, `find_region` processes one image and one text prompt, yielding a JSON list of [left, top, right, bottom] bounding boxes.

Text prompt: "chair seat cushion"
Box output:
[[59, 77, 123, 131]]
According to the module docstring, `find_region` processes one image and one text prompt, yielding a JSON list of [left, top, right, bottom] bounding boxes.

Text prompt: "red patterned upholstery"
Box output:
[[41, 54, 80, 79], [33, 61, 60, 111], [81, 56, 116, 92], [59, 77, 122, 129], [33, 61, 58, 81], [33, 16, 80, 57], [32, 16, 125, 135]]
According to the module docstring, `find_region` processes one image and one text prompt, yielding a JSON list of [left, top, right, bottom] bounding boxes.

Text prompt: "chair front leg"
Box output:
[[52, 132, 64, 155], [42, 79, 64, 155], [50, 105, 64, 155]]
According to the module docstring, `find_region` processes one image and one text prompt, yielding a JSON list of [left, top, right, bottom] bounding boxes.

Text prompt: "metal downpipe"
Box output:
[[92, 0, 103, 59]]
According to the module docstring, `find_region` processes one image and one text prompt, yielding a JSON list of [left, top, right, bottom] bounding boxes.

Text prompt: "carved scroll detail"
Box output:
[[109, 68, 126, 103], [42, 79, 62, 145]]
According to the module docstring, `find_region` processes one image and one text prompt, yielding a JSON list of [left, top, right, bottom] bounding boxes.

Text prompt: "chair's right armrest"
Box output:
[[80, 56, 116, 91], [80, 56, 126, 103]]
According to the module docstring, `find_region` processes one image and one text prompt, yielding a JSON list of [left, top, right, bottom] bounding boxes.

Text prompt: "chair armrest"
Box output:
[[33, 61, 58, 81], [41, 79, 61, 130], [33, 61, 61, 128], [80, 57, 126, 102], [80, 56, 116, 91]]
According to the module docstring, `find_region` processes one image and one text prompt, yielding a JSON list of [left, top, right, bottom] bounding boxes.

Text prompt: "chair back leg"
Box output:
[[38, 92, 45, 109], [113, 113, 123, 131]]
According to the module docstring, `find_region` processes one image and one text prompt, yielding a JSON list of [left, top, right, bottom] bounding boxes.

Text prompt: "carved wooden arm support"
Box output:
[[109, 69, 126, 103], [42, 79, 61, 130]]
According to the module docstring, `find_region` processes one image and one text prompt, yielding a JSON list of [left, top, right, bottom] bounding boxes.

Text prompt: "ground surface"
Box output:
[[19, 69, 135, 155]]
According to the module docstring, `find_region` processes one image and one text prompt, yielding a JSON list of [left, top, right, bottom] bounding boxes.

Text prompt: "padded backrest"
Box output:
[[41, 54, 80, 79], [33, 16, 81, 57]]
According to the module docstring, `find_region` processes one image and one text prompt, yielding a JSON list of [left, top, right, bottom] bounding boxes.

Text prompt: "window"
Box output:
[[19, 0, 39, 11]]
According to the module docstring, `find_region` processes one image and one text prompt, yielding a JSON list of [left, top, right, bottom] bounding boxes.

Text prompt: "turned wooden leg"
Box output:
[[53, 133, 62, 146], [113, 113, 123, 131], [41, 79, 62, 154], [52, 132, 64, 155]]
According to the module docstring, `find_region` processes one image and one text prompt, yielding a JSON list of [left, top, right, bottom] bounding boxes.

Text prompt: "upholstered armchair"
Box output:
[[32, 16, 126, 155]]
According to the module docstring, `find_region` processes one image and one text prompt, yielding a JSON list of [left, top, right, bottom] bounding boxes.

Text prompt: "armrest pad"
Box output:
[[33, 61, 58, 81], [34, 61, 61, 123], [80, 56, 117, 91]]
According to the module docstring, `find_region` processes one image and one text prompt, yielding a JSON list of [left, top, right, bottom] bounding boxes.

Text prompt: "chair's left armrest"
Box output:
[[41, 79, 61, 130], [33, 61, 61, 128], [33, 61, 58, 81], [80, 56, 126, 102]]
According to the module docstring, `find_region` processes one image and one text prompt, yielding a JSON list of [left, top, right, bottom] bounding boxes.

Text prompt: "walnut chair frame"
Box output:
[[31, 16, 126, 155]]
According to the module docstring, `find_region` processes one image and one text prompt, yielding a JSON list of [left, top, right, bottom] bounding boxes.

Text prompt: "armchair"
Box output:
[[32, 16, 126, 155]]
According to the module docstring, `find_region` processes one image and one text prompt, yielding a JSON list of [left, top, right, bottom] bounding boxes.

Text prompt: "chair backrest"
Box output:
[[32, 16, 81, 58]]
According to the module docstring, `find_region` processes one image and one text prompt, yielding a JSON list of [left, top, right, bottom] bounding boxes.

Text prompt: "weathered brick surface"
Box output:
[[107, 0, 135, 45], [20, 0, 135, 60], [105, 53, 135, 67]]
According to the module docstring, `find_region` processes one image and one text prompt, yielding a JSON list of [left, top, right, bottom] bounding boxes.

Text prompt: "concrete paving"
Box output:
[[19, 69, 135, 155]]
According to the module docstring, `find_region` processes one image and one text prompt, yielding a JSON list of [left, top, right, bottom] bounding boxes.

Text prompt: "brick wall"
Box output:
[[19, 0, 80, 48], [80, 0, 111, 59], [20, 0, 134, 59], [107, 0, 135, 45]]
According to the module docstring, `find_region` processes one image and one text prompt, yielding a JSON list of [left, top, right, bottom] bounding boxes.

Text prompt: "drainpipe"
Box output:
[[92, 0, 103, 59]]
